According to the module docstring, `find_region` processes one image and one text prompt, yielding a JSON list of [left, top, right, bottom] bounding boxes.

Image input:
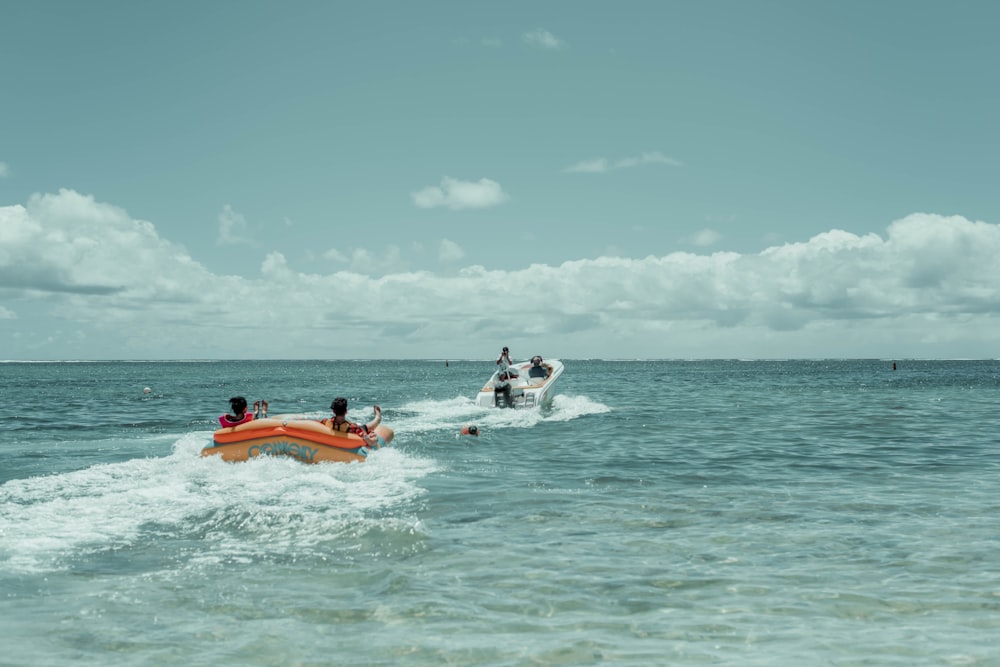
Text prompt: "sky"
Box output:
[[2, 0, 999, 360]]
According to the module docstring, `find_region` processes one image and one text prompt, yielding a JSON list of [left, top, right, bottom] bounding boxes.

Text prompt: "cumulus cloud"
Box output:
[[565, 151, 682, 173], [412, 177, 509, 210], [2, 190, 1000, 359], [0, 190, 208, 299], [323, 245, 406, 274], [217, 204, 251, 245], [356, 245, 404, 275], [439, 239, 464, 263], [692, 229, 721, 247], [323, 247, 349, 263], [523, 28, 564, 49]]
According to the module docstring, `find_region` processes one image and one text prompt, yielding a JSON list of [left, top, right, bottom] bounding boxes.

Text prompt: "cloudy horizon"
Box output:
[[1, 189, 996, 361]]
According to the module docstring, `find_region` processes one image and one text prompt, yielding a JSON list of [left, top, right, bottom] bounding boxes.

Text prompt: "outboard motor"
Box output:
[[494, 380, 514, 408]]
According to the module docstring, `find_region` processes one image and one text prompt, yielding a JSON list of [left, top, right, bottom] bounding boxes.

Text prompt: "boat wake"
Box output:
[[391, 393, 610, 436], [0, 394, 608, 573], [0, 432, 440, 574]]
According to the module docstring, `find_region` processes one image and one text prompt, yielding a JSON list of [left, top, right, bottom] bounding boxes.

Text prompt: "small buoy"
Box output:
[[461, 425, 479, 436], [143, 387, 151, 394]]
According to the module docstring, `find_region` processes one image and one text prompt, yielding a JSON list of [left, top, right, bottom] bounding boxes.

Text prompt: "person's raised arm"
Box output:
[[365, 404, 382, 431]]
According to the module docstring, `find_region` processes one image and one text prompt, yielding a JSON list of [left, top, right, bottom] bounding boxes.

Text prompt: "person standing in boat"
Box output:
[[496, 346, 518, 380], [323, 397, 383, 447]]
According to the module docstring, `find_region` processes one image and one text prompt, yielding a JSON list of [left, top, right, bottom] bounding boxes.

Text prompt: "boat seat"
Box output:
[[528, 366, 548, 380]]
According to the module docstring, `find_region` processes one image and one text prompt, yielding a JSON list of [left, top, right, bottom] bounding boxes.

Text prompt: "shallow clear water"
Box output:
[[1, 359, 999, 665]]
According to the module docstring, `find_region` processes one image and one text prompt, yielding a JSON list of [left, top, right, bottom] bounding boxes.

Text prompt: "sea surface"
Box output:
[[1, 359, 998, 666]]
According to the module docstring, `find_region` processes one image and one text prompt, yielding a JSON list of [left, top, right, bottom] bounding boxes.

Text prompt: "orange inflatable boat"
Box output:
[[202, 417, 395, 464]]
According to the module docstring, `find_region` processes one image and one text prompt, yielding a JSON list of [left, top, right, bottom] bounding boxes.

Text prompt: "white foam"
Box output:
[[390, 393, 611, 434], [0, 432, 440, 573], [546, 393, 612, 421]]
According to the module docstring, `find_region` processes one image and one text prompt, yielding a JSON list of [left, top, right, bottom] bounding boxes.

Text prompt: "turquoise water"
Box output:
[[1, 359, 999, 665]]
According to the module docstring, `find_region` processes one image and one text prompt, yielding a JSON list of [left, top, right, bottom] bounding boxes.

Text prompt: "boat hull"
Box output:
[[475, 359, 564, 408], [202, 417, 394, 464]]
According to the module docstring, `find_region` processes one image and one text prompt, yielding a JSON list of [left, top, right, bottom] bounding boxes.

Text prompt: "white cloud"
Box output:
[[439, 239, 464, 263], [356, 245, 404, 274], [324, 247, 349, 263], [565, 151, 682, 173], [603, 245, 625, 258], [615, 152, 682, 169], [217, 204, 251, 245], [0, 306, 15, 319], [412, 177, 509, 210], [0, 189, 216, 304], [564, 158, 608, 174], [523, 28, 564, 50], [3, 190, 1000, 359], [692, 229, 721, 247], [323, 246, 405, 274], [260, 251, 292, 279], [0, 162, 9, 178]]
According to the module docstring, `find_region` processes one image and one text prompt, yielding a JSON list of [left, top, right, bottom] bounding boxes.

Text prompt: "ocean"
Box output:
[[1, 359, 998, 666]]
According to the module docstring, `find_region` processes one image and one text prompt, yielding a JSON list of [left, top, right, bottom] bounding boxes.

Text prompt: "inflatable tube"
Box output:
[[202, 418, 395, 464]]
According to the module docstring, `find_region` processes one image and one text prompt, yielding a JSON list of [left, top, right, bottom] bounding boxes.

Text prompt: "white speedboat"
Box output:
[[476, 356, 565, 409]]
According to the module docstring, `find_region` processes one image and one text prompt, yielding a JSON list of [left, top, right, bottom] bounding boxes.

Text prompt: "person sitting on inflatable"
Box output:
[[323, 397, 384, 447], [219, 396, 267, 427]]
